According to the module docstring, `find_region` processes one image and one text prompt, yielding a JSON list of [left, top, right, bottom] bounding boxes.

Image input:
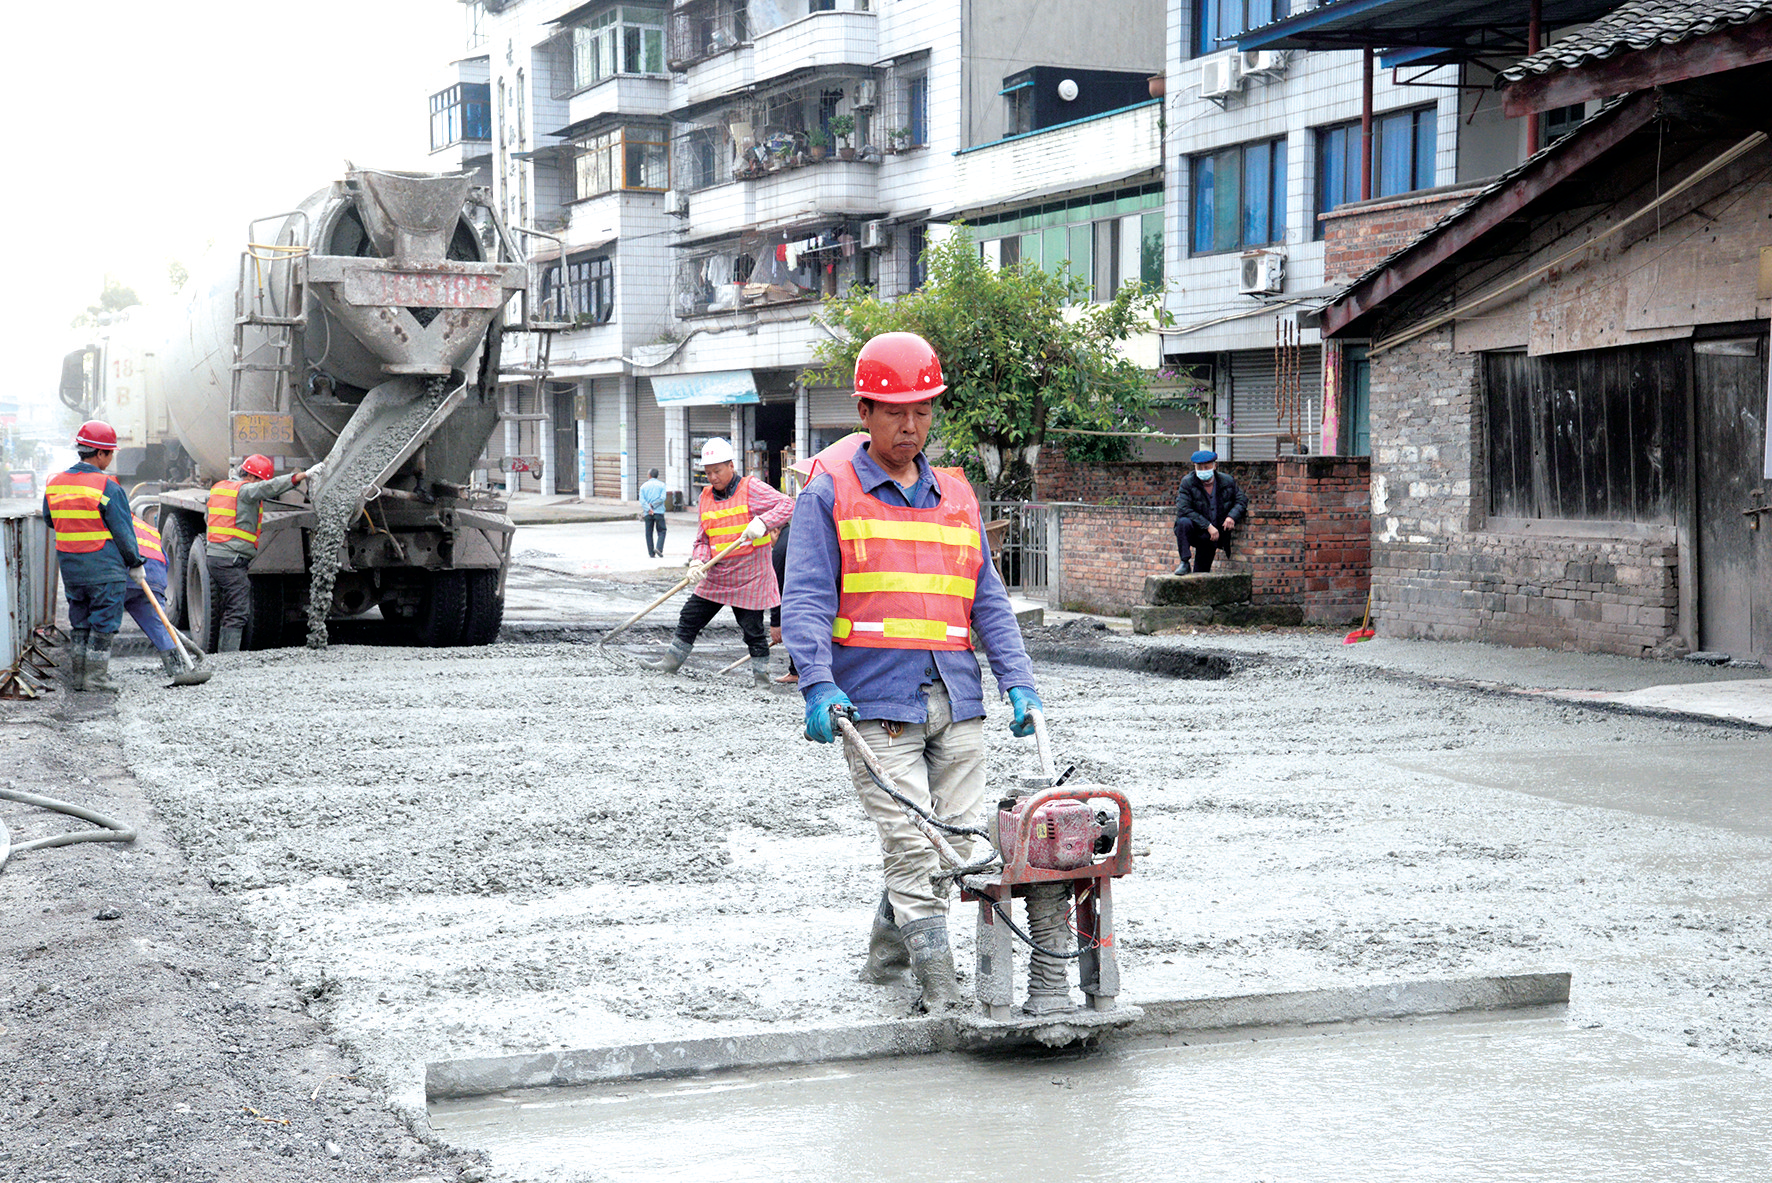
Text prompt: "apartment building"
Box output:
[[1156, 0, 1594, 460], [427, 0, 1165, 504]]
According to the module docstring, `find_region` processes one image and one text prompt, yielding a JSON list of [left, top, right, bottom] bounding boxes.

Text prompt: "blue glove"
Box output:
[[1008, 687, 1043, 738], [803, 682, 855, 744]]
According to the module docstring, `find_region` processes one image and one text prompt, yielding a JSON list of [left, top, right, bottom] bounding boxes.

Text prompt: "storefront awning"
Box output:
[[650, 370, 760, 407]]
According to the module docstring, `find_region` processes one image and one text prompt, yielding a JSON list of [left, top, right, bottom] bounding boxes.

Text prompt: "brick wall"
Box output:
[[1050, 457, 1371, 622], [1366, 324, 1684, 656], [1319, 184, 1486, 286], [1037, 450, 1279, 510]]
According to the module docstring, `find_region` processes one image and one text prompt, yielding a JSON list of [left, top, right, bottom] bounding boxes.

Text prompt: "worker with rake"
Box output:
[[782, 332, 1045, 1013]]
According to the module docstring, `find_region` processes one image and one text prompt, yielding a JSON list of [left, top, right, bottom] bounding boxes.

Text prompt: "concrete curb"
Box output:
[[424, 971, 1570, 1101], [1394, 671, 1772, 734]]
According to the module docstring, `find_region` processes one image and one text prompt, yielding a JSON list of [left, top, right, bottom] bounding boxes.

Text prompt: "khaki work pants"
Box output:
[[844, 681, 987, 923]]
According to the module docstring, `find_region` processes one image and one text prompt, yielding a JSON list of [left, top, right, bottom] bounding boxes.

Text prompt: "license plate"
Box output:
[[342, 269, 505, 309]]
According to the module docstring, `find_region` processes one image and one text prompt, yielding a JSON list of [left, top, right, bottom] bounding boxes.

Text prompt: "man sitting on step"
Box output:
[[1173, 450, 1248, 575]]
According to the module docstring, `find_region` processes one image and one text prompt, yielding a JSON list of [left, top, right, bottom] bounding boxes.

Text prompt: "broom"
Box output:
[[1343, 588, 1375, 645]]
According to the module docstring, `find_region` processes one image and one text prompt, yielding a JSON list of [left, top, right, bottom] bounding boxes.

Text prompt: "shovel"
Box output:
[[597, 533, 752, 651], [1343, 589, 1375, 645], [131, 568, 213, 686]]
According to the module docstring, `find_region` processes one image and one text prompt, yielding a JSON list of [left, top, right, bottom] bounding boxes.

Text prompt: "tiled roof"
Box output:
[[1499, 0, 1772, 82]]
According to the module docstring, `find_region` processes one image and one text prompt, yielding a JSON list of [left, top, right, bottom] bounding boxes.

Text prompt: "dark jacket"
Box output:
[[1174, 472, 1249, 535]]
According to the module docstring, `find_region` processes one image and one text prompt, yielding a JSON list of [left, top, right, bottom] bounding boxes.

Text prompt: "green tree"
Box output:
[[810, 224, 1170, 501], [71, 275, 141, 329], [167, 259, 190, 294]]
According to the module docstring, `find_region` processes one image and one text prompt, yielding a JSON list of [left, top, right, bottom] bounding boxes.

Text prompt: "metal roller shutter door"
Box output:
[[635, 383, 665, 483], [806, 385, 859, 453], [590, 378, 622, 499], [1228, 346, 1321, 458]]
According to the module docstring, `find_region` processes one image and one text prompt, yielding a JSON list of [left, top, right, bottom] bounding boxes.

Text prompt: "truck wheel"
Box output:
[[244, 575, 286, 651], [460, 570, 504, 646], [184, 546, 219, 654], [160, 512, 200, 629], [412, 571, 467, 647]]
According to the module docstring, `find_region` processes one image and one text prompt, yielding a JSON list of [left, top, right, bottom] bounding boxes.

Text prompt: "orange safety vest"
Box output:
[[132, 515, 166, 566], [206, 480, 259, 547], [829, 461, 983, 650], [45, 471, 115, 554], [700, 477, 770, 551]]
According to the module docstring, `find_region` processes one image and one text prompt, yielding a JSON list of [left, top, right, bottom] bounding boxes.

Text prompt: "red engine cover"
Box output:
[[1010, 799, 1103, 871]]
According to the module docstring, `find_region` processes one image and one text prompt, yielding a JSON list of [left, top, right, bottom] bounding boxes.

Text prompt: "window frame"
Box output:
[[544, 252, 616, 325], [1189, 136, 1288, 256], [570, 125, 671, 200], [568, 5, 667, 93], [1314, 104, 1438, 234], [429, 83, 492, 152], [1193, 0, 1286, 58]]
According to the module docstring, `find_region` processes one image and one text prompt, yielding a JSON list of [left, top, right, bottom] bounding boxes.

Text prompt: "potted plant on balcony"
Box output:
[[887, 126, 913, 154], [807, 127, 830, 162], [764, 131, 796, 172], [829, 114, 856, 161]]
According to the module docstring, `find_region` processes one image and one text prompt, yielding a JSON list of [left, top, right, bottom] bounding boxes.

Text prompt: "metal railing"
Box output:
[[981, 501, 1051, 597], [1, 504, 57, 698]]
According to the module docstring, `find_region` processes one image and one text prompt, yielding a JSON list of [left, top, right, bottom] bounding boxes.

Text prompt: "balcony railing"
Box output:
[[668, 0, 748, 71]]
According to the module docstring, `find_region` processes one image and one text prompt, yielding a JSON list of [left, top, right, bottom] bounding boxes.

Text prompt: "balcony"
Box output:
[[429, 82, 492, 154], [680, 158, 880, 240], [952, 100, 1161, 213], [752, 8, 876, 89], [565, 74, 674, 126]]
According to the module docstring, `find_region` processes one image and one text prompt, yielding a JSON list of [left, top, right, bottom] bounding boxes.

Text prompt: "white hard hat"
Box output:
[[699, 437, 736, 466]]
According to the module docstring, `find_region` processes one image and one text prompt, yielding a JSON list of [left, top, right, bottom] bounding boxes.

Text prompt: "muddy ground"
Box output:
[[7, 604, 1772, 1182]]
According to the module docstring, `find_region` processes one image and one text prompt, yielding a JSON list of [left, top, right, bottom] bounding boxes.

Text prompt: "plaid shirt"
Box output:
[[689, 475, 795, 609]]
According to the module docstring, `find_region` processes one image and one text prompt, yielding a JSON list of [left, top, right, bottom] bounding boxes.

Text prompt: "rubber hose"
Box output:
[[0, 787, 137, 874]]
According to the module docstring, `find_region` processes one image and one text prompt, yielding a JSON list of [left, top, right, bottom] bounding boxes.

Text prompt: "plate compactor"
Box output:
[[837, 707, 1137, 1039]]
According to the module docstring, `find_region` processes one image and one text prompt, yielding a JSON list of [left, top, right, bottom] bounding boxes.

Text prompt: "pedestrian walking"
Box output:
[[206, 454, 313, 652], [639, 467, 668, 558], [41, 420, 144, 692], [645, 439, 793, 685], [1173, 449, 1248, 574], [782, 332, 1045, 1013]]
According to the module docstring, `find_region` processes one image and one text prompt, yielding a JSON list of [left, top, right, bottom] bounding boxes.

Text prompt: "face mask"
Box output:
[[1195, 468, 1215, 481]]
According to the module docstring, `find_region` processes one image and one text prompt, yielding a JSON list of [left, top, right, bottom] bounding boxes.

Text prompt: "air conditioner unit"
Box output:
[[1238, 50, 1288, 77], [1200, 53, 1243, 100], [1238, 250, 1284, 295], [664, 189, 689, 217], [853, 80, 878, 108], [861, 220, 890, 250]]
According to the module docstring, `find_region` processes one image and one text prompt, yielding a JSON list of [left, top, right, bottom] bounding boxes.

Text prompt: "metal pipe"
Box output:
[[1361, 48, 1375, 201], [1527, 0, 1543, 156]]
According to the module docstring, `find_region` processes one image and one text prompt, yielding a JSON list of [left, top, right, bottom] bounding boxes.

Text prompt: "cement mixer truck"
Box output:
[[60, 169, 545, 649]]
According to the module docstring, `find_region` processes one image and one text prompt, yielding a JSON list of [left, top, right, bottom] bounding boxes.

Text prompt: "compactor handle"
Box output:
[[1028, 708, 1057, 783]]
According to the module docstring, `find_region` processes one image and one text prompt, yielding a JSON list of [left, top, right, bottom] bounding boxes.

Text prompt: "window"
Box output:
[[666, 0, 747, 71], [1543, 102, 1587, 145], [1194, 0, 1286, 57], [429, 83, 491, 152], [1005, 82, 1033, 138], [1316, 106, 1436, 230], [974, 185, 1164, 299], [568, 6, 665, 92], [907, 224, 928, 291], [905, 69, 930, 147], [1191, 138, 1286, 254], [883, 52, 931, 149], [544, 253, 614, 324], [570, 126, 670, 199]]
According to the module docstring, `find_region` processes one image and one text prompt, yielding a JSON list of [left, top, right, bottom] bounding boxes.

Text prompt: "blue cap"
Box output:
[[1191, 449, 1217, 464]]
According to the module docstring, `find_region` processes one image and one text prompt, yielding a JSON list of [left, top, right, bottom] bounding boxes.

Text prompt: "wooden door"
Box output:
[[552, 389, 578, 494], [1694, 336, 1771, 659]]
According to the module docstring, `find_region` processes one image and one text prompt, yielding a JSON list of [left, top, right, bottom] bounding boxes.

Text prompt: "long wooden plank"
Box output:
[[1504, 20, 1772, 117]]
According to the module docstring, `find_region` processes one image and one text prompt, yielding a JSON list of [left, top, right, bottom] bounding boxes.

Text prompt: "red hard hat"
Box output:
[[241, 454, 275, 481], [74, 420, 118, 450], [853, 332, 946, 403]]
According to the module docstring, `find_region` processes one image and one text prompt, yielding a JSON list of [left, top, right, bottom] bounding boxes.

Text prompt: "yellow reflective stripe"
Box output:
[[210, 507, 238, 519], [51, 508, 104, 520], [210, 488, 238, 500], [842, 572, 977, 598], [837, 519, 980, 549], [703, 502, 749, 520], [46, 493, 107, 508], [210, 527, 258, 542], [835, 619, 972, 641], [55, 530, 115, 542]]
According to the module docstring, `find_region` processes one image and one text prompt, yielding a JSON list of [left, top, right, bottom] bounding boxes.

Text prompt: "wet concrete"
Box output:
[[428, 1014, 1772, 1183], [1387, 739, 1772, 837]]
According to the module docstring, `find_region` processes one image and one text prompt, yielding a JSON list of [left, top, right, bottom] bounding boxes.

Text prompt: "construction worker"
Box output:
[[646, 438, 793, 684], [205, 454, 311, 652], [781, 332, 1044, 1013], [123, 513, 199, 678], [41, 420, 144, 692]]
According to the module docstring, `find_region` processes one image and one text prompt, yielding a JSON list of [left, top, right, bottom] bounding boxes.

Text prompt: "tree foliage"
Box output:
[[810, 224, 1170, 500], [71, 275, 141, 329]]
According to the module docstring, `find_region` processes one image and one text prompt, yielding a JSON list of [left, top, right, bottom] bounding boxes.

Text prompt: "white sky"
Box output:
[[2, 1, 464, 409]]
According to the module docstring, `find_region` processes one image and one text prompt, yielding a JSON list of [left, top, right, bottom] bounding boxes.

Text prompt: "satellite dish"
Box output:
[[1057, 78, 1079, 101]]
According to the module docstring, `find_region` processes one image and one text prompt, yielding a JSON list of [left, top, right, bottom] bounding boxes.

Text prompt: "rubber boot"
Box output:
[[750, 654, 771, 687], [176, 630, 207, 660], [218, 626, 244, 654], [158, 649, 183, 679], [858, 890, 911, 983], [82, 633, 121, 693], [67, 628, 90, 691], [644, 638, 691, 674], [899, 915, 964, 1014]]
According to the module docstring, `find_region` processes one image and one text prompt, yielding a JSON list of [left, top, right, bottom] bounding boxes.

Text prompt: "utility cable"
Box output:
[[0, 787, 136, 875]]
